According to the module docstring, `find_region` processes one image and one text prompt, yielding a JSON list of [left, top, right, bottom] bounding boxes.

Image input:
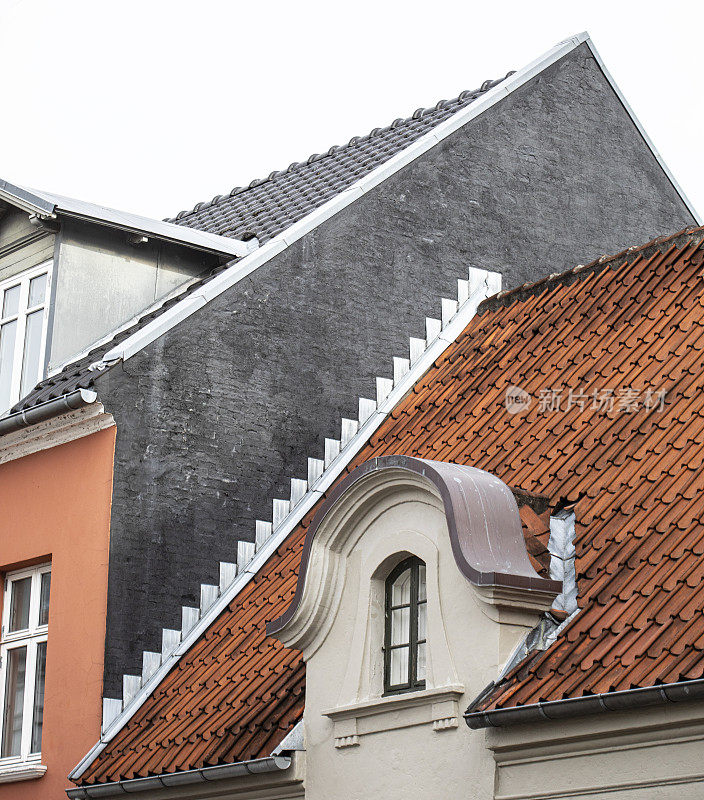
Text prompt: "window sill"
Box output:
[[0, 758, 47, 783], [323, 684, 465, 747]]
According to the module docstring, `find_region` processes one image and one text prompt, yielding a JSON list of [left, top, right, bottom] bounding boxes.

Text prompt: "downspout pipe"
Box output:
[[65, 756, 292, 798], [0, 388, 97, 437], [465, 677, 704, 729]]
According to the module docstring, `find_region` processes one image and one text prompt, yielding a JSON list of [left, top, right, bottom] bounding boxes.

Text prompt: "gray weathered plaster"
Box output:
[[96, 43, 694, 695]]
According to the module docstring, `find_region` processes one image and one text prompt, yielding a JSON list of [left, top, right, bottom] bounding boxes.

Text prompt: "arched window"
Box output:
[[384, 557, 426, 694]]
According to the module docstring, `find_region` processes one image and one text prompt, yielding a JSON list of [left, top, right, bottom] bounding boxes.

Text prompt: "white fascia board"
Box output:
[[68, 278, 491, 782], [50, 197, 259, 258], [583, 38, 700, 224], [97, 33, 590, 368], [0, 180, 55, 217], [0, 179, 256, 258]]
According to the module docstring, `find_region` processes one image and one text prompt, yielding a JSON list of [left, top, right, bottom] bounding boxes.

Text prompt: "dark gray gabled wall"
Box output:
[[96, 41, 694, 696]]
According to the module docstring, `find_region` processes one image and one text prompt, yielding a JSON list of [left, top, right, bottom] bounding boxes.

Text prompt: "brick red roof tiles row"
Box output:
[[80, 225, 704, 784]]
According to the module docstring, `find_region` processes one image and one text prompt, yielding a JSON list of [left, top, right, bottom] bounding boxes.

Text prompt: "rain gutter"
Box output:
[[465, 678, 704, 729], [0, 388, 97, 436], [65, 756, 292, 798]]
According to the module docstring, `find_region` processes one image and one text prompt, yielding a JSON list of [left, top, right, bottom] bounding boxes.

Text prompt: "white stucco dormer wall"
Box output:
[[270, 459, 559, 800]]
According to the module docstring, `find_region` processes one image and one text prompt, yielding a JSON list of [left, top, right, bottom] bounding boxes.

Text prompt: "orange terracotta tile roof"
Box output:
[[79, 224, 704, 784]]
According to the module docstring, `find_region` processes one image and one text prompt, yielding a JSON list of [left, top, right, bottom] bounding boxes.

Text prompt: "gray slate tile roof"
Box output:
[[10, 74, 509, 414], [167, 77, 510, 242]]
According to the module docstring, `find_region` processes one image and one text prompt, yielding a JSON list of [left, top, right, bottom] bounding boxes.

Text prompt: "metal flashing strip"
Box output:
[[0, 180, 55, 217], [583, 38, 700, 224], [69, 268, 499, 783], [464, 678, 704, 729], [96, 33, 594, 367], [65, 756, 291, 798]]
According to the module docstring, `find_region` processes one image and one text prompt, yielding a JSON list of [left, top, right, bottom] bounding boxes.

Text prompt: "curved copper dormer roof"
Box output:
[[268, 455, 561, 636]]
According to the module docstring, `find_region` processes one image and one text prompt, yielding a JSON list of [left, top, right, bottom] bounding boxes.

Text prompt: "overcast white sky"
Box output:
[[1, 0, 702, 223]]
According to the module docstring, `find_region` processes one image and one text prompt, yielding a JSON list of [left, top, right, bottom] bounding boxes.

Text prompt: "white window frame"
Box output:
[[0, 564, 50, 781], [0, 261, 53, 415]]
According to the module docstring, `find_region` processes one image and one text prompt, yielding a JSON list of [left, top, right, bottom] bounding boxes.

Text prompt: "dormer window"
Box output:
[[384, 557, 427, 695], [0, 263, 51, 414]]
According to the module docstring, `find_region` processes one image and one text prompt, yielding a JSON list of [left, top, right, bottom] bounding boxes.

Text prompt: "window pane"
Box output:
[[391, 568, 411, 606], [1, 646, 27, 757], [0, 319, 18, 412], [38, 572, 51, 626], [391, 607, 410, 645], [416, 641, 426, 682], [9, 577, 31, 632], [418, 564, 426, 602], [2, 284, 20, 318], [20, 309, 44, 396], [390, 646, 409, 686], [30, 642, 46, 753], [418, 600, 427, 641], [28, 274, 47, 307]]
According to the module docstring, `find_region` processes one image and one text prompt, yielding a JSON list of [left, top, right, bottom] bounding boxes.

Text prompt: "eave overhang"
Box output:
[[465, 678, 704, 729], [0, 179, 258, 259], [65, 756, 292, 798], [0, 388, 97, 436]]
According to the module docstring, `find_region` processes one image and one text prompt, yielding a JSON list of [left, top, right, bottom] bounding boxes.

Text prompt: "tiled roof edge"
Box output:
[[166, 32, 701, 229], [465, 677, 704, 729], [164, 78, 513, 224], [477, 226, 704, 316], [69, 266, 502, 784]]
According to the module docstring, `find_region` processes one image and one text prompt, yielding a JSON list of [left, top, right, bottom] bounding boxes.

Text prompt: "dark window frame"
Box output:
[[383, 556, 426, 695]]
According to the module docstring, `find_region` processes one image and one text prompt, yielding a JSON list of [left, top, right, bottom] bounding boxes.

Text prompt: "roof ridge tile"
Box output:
[[164, 75, 512, 224]]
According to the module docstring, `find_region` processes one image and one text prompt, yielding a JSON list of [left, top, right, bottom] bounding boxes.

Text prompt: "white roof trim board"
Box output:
[[0, 180, 259, 259], [583, 40, 699, 222], [68, 32, 699, 782], [70, 264, 501, 782]]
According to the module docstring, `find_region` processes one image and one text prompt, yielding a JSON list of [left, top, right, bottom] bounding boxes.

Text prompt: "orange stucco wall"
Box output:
[[0, 426, 115, 799]]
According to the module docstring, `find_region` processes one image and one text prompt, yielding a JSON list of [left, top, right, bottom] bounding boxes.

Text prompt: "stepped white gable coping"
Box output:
[[70, 263, 500, 782]]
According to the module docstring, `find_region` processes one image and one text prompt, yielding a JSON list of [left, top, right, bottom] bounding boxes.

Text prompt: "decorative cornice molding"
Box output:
[[324, 685, 465, 746], [0, 404, 114, 465]]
